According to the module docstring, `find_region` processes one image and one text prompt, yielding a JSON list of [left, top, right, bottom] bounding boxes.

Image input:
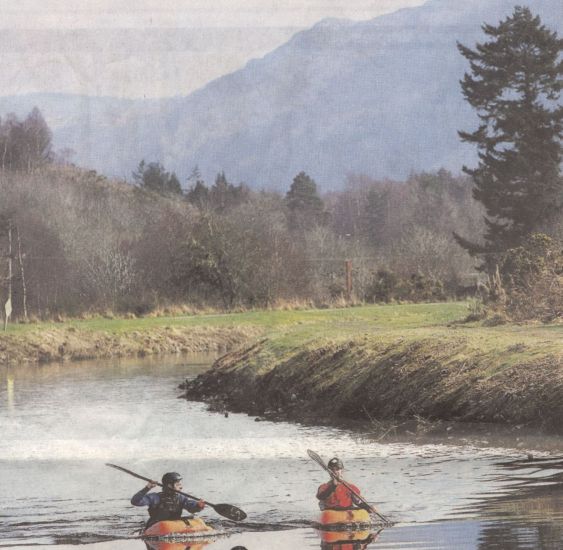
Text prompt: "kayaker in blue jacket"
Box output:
[[131, 471, 205, 527]]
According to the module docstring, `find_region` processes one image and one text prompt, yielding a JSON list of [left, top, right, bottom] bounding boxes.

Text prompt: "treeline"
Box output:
[[0, 132, 484, 319], [2, 3, 562, 323]]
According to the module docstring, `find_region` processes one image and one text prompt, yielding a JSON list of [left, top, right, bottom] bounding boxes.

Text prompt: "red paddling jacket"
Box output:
[[317, 480, 364, 510]]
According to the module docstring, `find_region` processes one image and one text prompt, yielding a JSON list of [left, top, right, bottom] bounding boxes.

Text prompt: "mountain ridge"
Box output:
[[1, 0, 561, 190]]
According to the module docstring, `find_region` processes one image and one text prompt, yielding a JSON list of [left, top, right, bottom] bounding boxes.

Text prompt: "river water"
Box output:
[[1, 355, 563, 549]]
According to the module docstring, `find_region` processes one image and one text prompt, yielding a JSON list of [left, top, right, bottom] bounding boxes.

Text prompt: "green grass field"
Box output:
[[5, 302, 466, 333], [3, 302, 562, 373]]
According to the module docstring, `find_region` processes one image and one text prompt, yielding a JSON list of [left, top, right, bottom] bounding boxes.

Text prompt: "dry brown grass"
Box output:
[[184, 318, 563, 432], [0, 325, 259, 365]]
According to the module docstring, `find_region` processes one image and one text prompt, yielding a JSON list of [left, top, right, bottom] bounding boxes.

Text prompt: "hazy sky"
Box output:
[[0, 0, 426, 98]]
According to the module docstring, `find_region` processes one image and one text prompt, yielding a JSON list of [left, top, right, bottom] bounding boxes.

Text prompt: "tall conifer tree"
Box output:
[[285, 171, 325, 231], [454, 7, 563, 260]]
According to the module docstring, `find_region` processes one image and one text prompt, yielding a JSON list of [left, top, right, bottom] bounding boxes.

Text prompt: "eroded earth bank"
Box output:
[[183, 322, 563, 433]]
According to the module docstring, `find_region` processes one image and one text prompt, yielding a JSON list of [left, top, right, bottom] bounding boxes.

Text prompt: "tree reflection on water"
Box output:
[[476, 456, 563, 549]]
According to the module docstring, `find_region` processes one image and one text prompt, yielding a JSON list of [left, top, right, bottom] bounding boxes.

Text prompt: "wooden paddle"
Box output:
[[307, 449, 392, 525], [106, 463, 247, 522]]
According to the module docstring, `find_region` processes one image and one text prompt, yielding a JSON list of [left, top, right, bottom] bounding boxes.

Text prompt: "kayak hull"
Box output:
[[316, 528, 382, 549], [145, 542, 211, 550], [318, 508, 371, 528], [318, 529, 372, 543], [143, 517, 214, 538]]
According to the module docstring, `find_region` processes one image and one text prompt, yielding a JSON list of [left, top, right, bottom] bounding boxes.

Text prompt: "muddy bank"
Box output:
[[0, 325, 258, 365], [182, 334, 563, 433]]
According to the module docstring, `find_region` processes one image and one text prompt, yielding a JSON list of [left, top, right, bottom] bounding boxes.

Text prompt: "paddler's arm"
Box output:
[[131, 481, 158, 506], [345, 481, 375, 512], [351, 491, 376, 512], [354, 497, 375, 512], [317, 480, 337, 500], [181, 496, 206, 513]]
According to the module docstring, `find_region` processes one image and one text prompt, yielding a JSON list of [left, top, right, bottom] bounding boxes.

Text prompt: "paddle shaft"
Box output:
[[106, 463, 215, 505], [307, 450, 392, 525]]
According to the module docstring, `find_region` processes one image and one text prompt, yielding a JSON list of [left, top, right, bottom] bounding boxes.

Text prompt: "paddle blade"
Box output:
[[213, 503, 247, 521], [307, 449, 327, 470]]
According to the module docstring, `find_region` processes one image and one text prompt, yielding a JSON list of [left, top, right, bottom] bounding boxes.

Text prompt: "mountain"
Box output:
[[1, 0, 561, 190]]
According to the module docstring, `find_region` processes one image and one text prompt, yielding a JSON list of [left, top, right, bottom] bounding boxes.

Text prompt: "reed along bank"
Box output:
[[182, 304, 563, 433]]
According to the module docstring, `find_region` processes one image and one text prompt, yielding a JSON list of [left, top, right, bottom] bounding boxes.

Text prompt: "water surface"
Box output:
[[1, 356, 563, 549]]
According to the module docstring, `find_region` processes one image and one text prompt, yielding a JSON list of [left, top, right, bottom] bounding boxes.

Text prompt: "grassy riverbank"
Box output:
[[180, 303, 563, 432], [0, 314, 261, 365], [0, 303, 463, 365]]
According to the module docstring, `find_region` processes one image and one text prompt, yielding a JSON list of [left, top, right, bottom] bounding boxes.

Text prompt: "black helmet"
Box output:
[[162, 472, 182, 486], [328, 457, 344, 470]]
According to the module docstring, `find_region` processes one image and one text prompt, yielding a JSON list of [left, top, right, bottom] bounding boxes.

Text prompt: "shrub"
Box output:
[[498, 234, 562, 321]]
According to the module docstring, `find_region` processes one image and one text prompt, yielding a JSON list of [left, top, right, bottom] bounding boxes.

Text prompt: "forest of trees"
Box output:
[[0, 156, 486, 319], [0, 6, 560, 322]]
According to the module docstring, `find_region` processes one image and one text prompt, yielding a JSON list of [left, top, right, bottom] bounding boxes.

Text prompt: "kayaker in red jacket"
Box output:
[[131, 471, 205, 527], [317, 457, 371, 511]]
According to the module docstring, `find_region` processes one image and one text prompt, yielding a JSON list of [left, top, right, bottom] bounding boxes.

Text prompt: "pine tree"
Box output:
[[186, 181, 209, 208], [454, 7, 563, 259], [186, 166, 209, 208], [285, 171, 325, 231], [362, 186, 390, 246], [23, 107, 52, 170], [209, 172, 249, 212], [132, 160, 182, 195], [210, 172, 230, 212], [0, 108, 52, 172]]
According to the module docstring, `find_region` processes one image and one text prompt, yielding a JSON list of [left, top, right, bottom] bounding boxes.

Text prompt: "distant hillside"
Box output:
[[1, 0, 561, 190], [0, 93, 175, 181]]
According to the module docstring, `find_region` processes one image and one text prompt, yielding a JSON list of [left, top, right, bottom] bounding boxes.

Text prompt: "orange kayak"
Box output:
[[318, 529, 373, 543], [318, 508, 371, 527], [316, 528, 381, 549], [143, 517, 215, 538], [145, 541, 211, 550]]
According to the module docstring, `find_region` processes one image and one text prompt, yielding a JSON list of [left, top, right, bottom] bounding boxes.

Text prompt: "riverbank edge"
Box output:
[[0, 303, 464, 367], [0, 325, 260, 365], [182, 334, 563, 433]]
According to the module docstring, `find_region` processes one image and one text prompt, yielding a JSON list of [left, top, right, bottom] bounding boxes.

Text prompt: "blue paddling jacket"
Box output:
[[131, 487, 203, 527]]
